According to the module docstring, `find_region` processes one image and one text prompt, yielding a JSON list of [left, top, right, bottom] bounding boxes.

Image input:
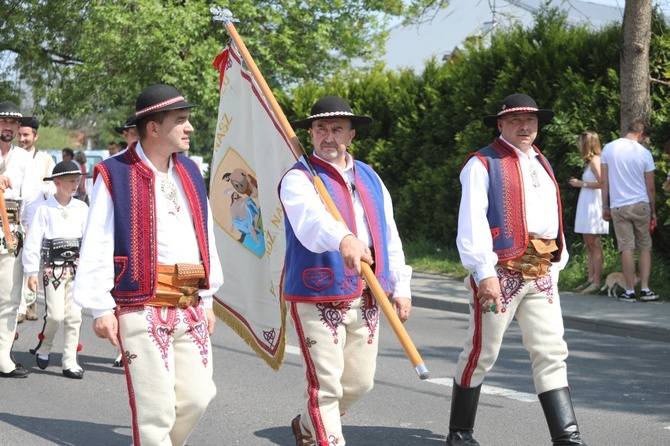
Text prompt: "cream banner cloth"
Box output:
[[210, 45, 296, 369]]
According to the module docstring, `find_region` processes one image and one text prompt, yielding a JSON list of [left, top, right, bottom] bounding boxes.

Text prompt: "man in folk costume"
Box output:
[[448, 94, 587, 446], [17, 116, 55, 324], [74, 84, 224, 445], [0, 101, 42, 378], [279, 96, 413, 446]]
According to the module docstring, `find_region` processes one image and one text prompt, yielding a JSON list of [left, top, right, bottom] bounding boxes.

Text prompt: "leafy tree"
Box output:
[[620, 0, 652, 129], [0, 0, 447, 151]]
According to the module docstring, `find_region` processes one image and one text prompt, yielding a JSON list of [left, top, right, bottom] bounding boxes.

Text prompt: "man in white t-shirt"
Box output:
[[600, 117, 658, 302]]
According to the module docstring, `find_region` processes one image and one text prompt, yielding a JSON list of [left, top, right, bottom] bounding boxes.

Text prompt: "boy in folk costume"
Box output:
[[23, 161, 88, 379]]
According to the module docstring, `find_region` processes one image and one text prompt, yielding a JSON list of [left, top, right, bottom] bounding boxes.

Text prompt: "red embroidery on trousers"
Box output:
[[290, 302, 329, 446], [461, 275, 481, 387]]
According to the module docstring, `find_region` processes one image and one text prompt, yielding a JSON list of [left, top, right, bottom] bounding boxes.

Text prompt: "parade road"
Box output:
[[1, 303, 669, 445]]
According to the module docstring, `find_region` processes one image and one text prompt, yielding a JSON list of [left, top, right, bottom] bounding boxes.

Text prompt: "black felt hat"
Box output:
[[20, 116, 39, 130], [482, 94, 555, 128], [291, 96, 373, 129], [44, 161, 82, 181], [114, 114, 137, 134], [0, 101, 23, 119], [128, 84, 195, 125]]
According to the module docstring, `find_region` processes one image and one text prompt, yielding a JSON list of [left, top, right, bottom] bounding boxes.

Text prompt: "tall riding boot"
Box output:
[[538, 387, 587, 445], [446, 381, 481, 446]]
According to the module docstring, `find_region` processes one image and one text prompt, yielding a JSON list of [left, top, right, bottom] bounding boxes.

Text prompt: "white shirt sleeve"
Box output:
[[198, 199, 224, 307], [22, 203, 47, 276], [456, 157, 499, 283], [379, 175, 412, 299], [280, 169, 352, 253], [73, 176, 116, 318]]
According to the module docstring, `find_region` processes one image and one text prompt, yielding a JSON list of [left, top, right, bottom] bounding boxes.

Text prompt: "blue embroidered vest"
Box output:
[[281, 156, 391, 302], [94, 145, 211, 306], [465, 138, 564, 262]]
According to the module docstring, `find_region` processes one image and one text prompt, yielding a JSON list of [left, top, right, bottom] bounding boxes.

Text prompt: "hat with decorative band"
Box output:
[[291, 96, 373, 129], [114, 114, 137, 134], [20, 117, 39, 130], [129, 84, 195, 125], [482, 93, 555, 128], [44, 161, 82, 181], [0, 101, 23, 119]]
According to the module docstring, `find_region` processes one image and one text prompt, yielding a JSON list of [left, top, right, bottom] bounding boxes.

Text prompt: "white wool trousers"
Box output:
[[117, 304, 216, 446], [35, 265, 82, 370], [290, 294, 380, 446], [454, 268, 570, 394], [0, 234, 24, 373]]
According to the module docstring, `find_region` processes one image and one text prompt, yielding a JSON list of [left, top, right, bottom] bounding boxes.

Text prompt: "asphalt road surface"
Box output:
[[1, 303, 669, 445]]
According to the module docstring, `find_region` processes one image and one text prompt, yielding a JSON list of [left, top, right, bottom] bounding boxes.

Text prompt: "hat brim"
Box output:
[[44, 171, 82, 181], [292, 114, 373, 130], [483, 110, 554, 128], [128, 102, 196, 126], [114, 126, 124, 134]]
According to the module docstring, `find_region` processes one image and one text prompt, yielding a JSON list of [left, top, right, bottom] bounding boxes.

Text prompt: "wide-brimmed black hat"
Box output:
[[20, 117, 39, 130], [482, 93, 554, 128], [44, 161, 82, 181], [129, 84, 195, 125], [0, 101, 23, 119], [114, 114, 137, 134], [292, 96, 373, 129]]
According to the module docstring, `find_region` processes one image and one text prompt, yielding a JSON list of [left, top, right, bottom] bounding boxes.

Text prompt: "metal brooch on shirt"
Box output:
[[160, 176, 180, 214], [346, 181, 356, 199], [529, 162, 540, 188]]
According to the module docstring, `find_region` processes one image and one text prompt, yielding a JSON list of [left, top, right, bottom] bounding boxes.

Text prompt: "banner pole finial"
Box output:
[[211, 6, 238, 25]]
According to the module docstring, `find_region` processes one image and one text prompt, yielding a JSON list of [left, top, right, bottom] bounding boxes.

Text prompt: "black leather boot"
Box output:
[[538, 387, 587, 445], [446, 381, 481, 446]]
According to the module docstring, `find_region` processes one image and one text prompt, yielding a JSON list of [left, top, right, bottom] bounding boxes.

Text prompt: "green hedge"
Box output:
[[278, 7, 670, 262]]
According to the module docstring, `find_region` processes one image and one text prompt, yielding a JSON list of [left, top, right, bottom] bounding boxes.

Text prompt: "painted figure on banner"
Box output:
[[223, 168, 258, 198], [211, 153, 266, 258], [228, 190, 264, 256]]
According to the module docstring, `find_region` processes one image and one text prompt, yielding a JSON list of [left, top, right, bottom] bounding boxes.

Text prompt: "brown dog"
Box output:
[[600, 272, 640, 297]]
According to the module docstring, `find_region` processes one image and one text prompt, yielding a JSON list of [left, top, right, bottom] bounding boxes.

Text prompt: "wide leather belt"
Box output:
[[41, 238, 81, 267], [147, 263, 206, 308], [497, 238, 557, 279]]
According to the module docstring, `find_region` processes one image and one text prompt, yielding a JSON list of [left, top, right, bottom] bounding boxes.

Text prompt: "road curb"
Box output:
[[411, 294, 670, 344]]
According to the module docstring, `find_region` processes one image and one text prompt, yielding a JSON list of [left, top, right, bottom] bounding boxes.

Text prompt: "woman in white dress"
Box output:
[[568, 130, 609, 294]]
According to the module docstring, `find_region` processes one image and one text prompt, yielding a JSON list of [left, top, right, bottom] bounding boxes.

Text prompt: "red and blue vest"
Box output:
[[465, 138, 564, 262], [93, 145, 211, 306], [280, 156, 391, 302]]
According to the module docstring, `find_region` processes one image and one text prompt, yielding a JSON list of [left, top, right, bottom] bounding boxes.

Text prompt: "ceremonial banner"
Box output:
[[210, 45, 297, 370]]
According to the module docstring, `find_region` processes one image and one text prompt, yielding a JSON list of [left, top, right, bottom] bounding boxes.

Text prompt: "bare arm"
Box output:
[[644, 170, 656, 223], [589, 156, 603, 188], [601, 163, 611, 222]]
